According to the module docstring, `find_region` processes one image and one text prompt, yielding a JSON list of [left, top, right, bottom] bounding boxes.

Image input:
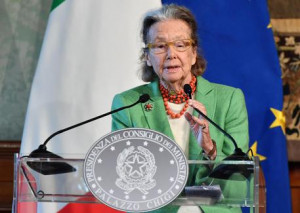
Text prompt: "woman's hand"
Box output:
[[184, 99, 216, 159]]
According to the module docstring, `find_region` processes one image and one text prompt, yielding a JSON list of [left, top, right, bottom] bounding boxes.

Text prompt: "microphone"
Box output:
[[26, 94, 150, 175], [183, 84, 251, 179], [184, 84, 193, 99]]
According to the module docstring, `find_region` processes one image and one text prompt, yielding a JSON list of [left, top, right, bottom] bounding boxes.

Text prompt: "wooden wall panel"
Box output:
[[0, 141, 20, 213], [268, 0, 300, 18], [289, 162, 300, 213]]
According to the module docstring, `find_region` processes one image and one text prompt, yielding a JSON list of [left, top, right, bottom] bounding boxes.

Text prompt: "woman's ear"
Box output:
[[192, 46, 197, 65], [145, 53, 152, 67]]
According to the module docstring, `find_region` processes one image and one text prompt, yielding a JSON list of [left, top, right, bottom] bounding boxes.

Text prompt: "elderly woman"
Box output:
[[111, 4, 249, 213]]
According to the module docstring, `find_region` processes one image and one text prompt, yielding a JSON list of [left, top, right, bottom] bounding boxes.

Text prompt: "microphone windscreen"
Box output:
[[139, 94, 150, 103], [184, 84, 192, 99]]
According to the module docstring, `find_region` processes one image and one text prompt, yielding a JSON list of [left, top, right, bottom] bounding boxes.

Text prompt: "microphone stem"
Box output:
[[193, 108, 239, 150], [43, 100, 140, 146]]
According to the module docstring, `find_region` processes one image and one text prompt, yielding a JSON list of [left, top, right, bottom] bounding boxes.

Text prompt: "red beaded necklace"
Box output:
[[159, 75, 196, 119]]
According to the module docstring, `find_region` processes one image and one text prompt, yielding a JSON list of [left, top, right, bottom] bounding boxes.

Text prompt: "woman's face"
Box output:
[[146, 19, 197, 86]]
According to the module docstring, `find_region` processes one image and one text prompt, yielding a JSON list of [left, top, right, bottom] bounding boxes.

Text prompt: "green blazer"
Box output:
[[111, 76, 249, 213]]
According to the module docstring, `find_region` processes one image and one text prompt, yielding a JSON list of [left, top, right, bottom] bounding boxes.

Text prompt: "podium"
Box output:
[[12, 154, 266, 212]]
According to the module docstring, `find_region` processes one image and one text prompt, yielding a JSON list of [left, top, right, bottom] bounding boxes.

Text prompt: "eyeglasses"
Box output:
[[146, 39, 194, 54]]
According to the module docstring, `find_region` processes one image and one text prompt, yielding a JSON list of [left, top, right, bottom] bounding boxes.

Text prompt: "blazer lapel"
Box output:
[[194, 77, 217, 129], [188, 77, 216, 158], [141, 80, 174, 140], [187, 77, 216, 185]]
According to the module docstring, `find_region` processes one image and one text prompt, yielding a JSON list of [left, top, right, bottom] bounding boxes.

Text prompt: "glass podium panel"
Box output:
[[13, 154, 265, 213]]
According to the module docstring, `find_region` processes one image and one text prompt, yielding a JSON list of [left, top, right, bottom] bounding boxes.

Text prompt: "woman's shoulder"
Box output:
[[116, 82, 154, 97], [112, 81, 157, 105], [197, 77, 245, 105], [199, 76, 244, 95]]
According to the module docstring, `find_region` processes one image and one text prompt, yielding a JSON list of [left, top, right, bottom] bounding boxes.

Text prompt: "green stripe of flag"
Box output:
[[51, 0, 65, 11]]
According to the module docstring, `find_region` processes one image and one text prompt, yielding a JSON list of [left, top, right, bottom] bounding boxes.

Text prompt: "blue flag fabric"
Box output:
[[163, 0, 292, 212]]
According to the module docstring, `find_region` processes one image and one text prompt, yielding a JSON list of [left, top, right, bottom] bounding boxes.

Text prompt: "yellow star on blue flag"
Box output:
[[249, 141, 266, 161], [267, 22, 272, 29], [270, 108, 286, 134]]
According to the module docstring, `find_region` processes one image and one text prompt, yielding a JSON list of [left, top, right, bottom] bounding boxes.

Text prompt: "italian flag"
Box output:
[[20, 0, 161, 212]]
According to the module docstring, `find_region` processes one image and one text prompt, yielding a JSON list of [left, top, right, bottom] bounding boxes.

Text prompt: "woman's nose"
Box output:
[[166, 45, 177, 59]]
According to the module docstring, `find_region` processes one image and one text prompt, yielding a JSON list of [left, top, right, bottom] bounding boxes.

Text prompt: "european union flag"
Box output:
[[163, 0, 292, 212]]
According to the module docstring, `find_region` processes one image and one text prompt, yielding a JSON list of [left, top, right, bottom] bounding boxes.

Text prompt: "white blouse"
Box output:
[[167, 101, 202, 213], [167, 102, 193, 157]]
